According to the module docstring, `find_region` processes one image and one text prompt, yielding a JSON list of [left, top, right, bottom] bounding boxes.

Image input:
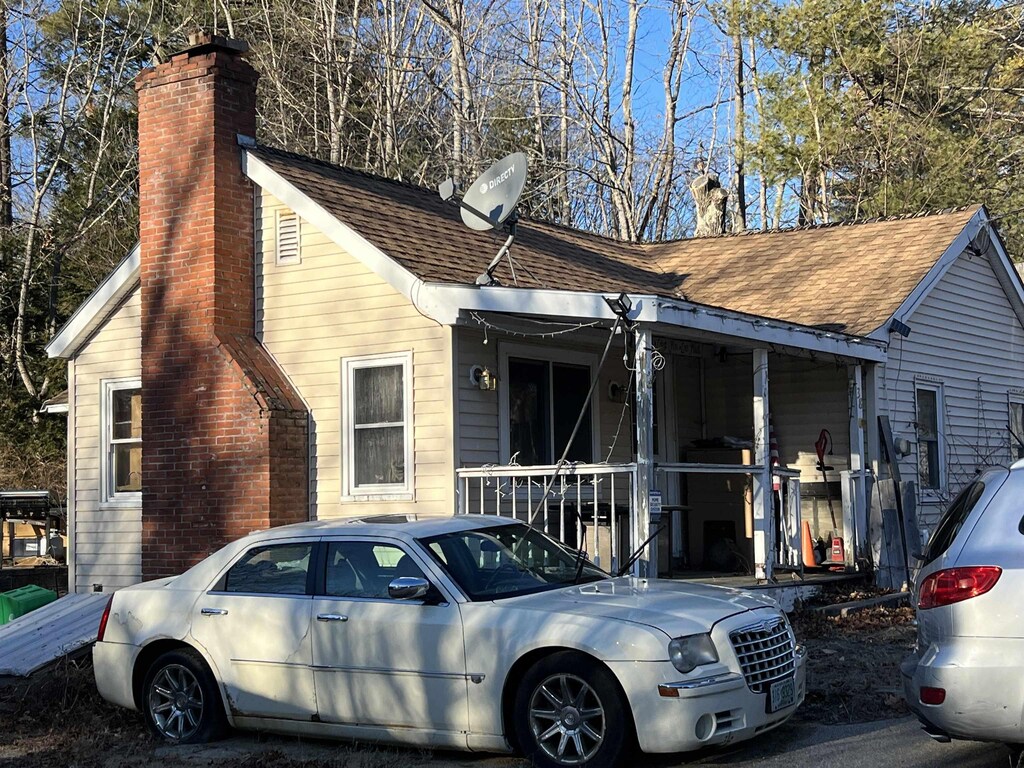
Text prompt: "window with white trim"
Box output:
[[275, 209, 300, 265], [915, 383, 944, 493], [342, 353, 413, 498], [102, 379, 142, 502], [1009, 394, 1024, 461]]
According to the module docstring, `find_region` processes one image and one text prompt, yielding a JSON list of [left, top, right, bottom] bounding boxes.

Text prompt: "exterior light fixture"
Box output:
[[604, 292, 634, 324]]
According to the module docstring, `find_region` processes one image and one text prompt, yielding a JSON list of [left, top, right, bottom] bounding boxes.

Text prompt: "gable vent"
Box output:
[[276, 210, 300, 264]]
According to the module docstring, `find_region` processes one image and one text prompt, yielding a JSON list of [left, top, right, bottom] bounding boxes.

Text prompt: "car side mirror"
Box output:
[[388, 576, 430, 601]]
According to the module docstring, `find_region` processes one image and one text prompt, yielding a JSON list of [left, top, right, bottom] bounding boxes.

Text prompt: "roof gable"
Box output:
[[46, 245, 140, 359]]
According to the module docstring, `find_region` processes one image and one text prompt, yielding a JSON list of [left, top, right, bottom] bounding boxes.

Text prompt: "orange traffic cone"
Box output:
[[801, 521, 817, 569]]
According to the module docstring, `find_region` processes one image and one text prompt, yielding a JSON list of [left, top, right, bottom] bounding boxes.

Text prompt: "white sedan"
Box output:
[[93, 515, 806, 768]]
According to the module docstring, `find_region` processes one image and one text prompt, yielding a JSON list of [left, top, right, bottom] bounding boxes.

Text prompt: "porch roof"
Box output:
[[249, 145, 981, 338]]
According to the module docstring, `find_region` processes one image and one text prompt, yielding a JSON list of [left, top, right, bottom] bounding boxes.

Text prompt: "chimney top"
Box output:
[[180, 33, 249, 58]]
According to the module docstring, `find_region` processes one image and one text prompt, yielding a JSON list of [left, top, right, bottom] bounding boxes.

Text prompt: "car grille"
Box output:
[[730, 617, 796, 693]]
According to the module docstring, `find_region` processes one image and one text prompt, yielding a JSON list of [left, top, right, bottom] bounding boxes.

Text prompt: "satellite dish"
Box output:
[[459, 152, 527, 231]]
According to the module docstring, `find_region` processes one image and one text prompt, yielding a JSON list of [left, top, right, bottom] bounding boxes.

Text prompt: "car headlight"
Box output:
[[668, 633, 719, 673]]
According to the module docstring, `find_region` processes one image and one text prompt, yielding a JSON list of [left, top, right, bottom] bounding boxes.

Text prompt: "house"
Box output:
[[46, 36, 1024, 594]]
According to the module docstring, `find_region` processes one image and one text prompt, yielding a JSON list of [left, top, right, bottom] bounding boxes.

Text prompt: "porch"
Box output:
[[453, 313, 881, 583]]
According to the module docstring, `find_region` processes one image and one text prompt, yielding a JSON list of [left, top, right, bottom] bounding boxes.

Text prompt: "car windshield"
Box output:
[[418, 522, 609, 601]]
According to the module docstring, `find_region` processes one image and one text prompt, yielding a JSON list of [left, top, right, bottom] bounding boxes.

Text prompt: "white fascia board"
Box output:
[[867, 209, 986, 341], [418, 282, 885, 361], [39, 402, 69, 415], [46, 245, 140, 359], [412, 282, 658, 325], [242, 150, 422, 299], [977, 208, 1024, 331], [655, 299, 888, 362]]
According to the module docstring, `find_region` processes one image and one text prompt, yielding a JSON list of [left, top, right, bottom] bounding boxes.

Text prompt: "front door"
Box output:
[[190, 539, 317, 720], [311, 538, 468, 734]]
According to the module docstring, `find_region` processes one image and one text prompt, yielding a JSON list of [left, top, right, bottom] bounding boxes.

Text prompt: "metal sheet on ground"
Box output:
[[0, 592, 107, 676]]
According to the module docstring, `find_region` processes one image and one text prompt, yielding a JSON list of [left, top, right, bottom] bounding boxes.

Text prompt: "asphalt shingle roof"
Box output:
[[252, 146, 980, 338]]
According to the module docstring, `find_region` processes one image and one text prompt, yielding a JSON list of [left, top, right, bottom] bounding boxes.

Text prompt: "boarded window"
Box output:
[[275, 210, 300, 264]]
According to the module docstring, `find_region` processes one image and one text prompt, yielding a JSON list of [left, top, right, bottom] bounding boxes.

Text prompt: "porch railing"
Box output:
[[455, 463, 637, 573], [655, 464, 803, 575], [456, 461, 803, 580]]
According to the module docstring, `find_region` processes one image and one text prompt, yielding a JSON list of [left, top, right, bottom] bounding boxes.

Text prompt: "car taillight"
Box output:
[[97, 595, 114, 642], [918, 566, 1002, 609]]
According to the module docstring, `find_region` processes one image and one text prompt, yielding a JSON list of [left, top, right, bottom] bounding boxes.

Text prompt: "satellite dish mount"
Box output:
[[439, 152, 528, 286]]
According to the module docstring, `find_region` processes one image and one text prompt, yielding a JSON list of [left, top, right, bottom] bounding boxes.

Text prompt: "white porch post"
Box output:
[[848, 364, 868, 564], [633, 326, 654, 577], [752, 348, 773, 581]]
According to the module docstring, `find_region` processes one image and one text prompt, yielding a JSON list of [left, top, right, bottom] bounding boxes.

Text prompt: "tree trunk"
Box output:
[[731, 0, 746, 231], [690, 174, 729, 237]]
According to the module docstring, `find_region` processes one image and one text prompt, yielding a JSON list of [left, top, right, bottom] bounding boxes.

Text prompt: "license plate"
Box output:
[[768, 677, 796, 713]]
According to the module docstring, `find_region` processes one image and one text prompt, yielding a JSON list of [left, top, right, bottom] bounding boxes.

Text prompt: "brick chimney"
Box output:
[[136, 35, 308, 579]]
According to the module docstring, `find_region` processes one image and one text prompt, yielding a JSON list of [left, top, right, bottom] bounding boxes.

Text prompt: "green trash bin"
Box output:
[[0, 584, 58, 625]]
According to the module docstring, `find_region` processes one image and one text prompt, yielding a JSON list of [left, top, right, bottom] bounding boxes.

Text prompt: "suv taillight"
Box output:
[[97, 595, 114, 641], [918, 566, 1001, 609]]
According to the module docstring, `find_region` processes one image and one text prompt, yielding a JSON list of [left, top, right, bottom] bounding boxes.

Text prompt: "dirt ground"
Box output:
[[0, 588, 915, 768]]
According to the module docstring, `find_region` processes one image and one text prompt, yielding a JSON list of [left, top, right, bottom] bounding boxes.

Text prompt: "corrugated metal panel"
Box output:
[[0, 593, 108, 676]]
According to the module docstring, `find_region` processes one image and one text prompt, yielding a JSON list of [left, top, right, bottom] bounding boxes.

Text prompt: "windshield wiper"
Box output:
[[615, 524, 665, 578]]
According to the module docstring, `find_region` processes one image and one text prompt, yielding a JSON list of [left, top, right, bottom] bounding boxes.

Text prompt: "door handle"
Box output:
[[317, 613, 349, 622], [200, 607, 228, 616]]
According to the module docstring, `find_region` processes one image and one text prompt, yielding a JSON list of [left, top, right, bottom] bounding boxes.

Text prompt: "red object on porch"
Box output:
[[831, 536, 844, 562], [801, 522, 816, 568]]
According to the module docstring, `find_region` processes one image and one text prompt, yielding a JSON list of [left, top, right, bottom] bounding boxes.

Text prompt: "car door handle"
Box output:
[[317, 613, 349, 622], [200, 607, 229, 616]]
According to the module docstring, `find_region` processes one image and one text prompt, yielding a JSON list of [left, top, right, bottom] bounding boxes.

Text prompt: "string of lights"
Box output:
[[470, 311, 606, 341]]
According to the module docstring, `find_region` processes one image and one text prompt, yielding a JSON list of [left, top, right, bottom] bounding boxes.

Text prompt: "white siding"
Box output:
[[454, 326, 632, 468], [881, 249, 1024, 531], [71, 288, 142, 593], [257, 192, 455, 518]]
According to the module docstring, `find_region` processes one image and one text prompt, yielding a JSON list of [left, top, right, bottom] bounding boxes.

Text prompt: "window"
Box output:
[[505, 354, 595, 465], [916, 384, 944, 492], [102, 379, 141, 503], [923, 480, 986, 565], [322, 541, 427, 599], [342, 353, 413, 498], [1009, 395, 1024, 461], [223, 543, 313, 595], [275, 209, 300, 265]]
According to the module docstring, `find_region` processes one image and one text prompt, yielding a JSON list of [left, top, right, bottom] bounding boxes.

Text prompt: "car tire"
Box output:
[[513, 651, 633, 768], [142, 648, 226, 744], [1009, 744, 1024, 768]]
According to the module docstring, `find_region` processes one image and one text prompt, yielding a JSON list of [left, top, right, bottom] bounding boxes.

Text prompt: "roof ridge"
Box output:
[[650, 204, 982, 245]]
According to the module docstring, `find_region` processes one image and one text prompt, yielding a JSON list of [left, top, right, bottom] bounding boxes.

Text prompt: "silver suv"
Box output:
[[901, 463, 1024, 763]]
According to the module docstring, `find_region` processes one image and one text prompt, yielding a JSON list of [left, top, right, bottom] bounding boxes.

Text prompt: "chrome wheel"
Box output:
[[528, 673, 606, 765], [148, 663, 204, 741]]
